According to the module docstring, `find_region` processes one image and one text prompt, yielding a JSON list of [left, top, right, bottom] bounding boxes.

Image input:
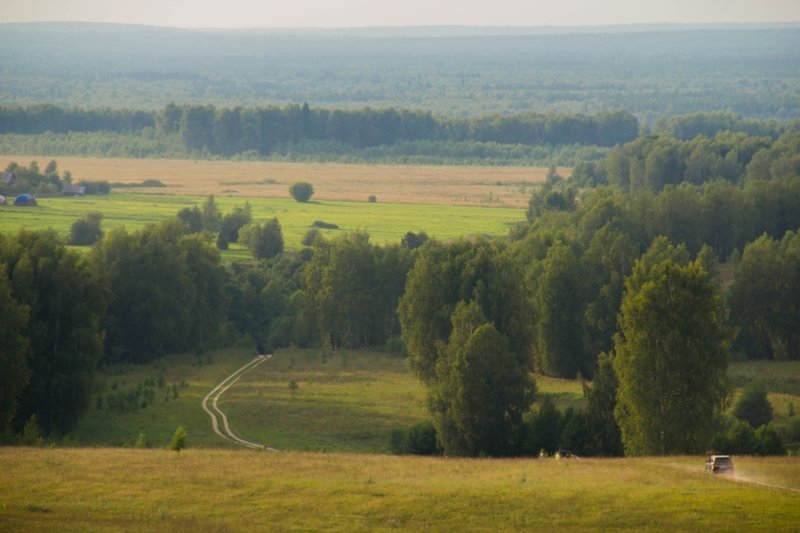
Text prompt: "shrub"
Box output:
[[135, 433, 148, 449], [384, 337, 407, 357], [239, 219, 284, 259], [311, 220, 338, 230], [755, 424, 785, 455], [68, 212, 103, 245], [401, 231, 428, 249], [170, 426, 187, 452], [733, 381, 773, 429], [289, 182, 314, 202], [785, 416, 800, 443], [177, 206, 203, 233], [22, 415, 43, 446], [77, 180, 111, 195], [302, 229, 321, 246], [525, 397, 562, 455], [220, 202, 252, 243], [406, 421, 439, 455], [726, 419, 759, 454], [389, 421, 439, 455], [388, 428, 407, 454]]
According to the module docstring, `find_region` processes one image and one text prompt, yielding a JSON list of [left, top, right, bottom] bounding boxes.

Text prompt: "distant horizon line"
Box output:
[[2, 20, 799, 33]]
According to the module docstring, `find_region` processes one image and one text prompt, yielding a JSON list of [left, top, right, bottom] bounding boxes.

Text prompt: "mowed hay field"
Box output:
[[1, 156, 552, 207], [1, 448, 798, 531]]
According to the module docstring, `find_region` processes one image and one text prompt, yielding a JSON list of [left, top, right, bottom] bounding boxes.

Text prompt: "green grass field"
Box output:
[[728, 360, 800, 425], [8, 350, 800, 531], [0, 193, 524, 257], [73, 349, 800, 455], [74, 348, 429, 452], [1, 448, 798, 531], [73, 348, 591, 453]]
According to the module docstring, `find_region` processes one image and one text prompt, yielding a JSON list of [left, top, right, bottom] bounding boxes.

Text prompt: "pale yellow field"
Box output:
[[2, 156, 553, 207], [1, 448, 798, 531]]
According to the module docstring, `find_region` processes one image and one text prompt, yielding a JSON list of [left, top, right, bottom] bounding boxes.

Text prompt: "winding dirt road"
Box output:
[[202, 354, 280, 451]]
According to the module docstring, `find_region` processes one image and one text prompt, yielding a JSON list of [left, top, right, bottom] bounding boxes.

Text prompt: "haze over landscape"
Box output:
[[3, 0, 800, 28]]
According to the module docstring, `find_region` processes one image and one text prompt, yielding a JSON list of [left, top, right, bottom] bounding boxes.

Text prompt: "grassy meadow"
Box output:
[[0, 192, 525, 256], [73, 349, 800, 454], [8, 351, 800, 531], [74, 348, 591, 453], [74, 348, 429, 452], [1, 447, 798, 531], [0, 156, 538, 255], [1, 156, 548, 207]]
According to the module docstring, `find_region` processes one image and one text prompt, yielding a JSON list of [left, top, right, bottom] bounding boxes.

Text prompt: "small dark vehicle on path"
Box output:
[[705, 455, 734, 474]]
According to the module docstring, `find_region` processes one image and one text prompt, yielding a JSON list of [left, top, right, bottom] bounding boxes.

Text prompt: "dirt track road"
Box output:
[[202, 354, 279, 451], [657, 461, 800, 494]]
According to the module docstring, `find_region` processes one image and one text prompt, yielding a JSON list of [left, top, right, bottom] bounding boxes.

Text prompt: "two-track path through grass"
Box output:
[[202, 354, 280, 451]]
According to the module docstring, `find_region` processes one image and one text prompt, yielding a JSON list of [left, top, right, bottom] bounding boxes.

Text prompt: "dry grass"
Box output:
[[1, 448, 798, 531], [2, 155, 553, 207]]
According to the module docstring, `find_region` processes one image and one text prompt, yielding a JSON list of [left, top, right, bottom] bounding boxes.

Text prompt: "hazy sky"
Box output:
[[2, 0, 799, 28]]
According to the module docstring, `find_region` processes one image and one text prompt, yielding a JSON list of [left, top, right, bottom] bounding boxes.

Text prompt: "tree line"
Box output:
[[574, 128, 800, 191], [0, 104, 639, 156]]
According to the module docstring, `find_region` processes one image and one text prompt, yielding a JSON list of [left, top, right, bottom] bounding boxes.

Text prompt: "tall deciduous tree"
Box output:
[[399, 239, 532, 384], [92, 221, 228, 363], [730, 230, 800, 360], [303, 232, 411, 349], [239, 219, 284, 260], [583, 352, 624, 456], [532, 243, 587, 378], [429, 301, 534, 456], [201, 195, 223, 233], [0, 230, 106, 436], [613, 257, 730, 455], [0, 267, 29, 434]]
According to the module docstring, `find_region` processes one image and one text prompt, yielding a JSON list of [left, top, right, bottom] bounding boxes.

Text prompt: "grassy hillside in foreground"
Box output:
[[1, 448, 798, 531], [73, 348, 431, 451], [216, 349, 428, 453], [0, 193, 524, 257], [72, 349, 258, 449], [74, 349, 800, 453], [74, 348, 587, 452]]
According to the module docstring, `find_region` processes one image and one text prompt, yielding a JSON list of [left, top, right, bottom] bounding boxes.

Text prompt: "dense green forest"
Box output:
[[2, 123, 799, 456], [0, 104, 638, 161], [1, 24, 798, 120], [2, 104, 798, 166]]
